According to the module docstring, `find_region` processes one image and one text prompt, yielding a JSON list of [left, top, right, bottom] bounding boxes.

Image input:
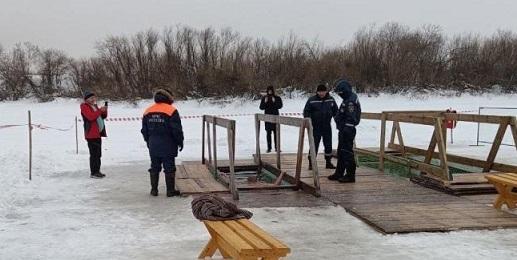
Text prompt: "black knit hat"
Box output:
[[83, 91, 95, 100], [316, 84, 327, 92]]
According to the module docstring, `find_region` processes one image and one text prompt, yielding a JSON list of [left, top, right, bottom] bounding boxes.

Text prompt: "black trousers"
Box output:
[[87, 138, 102, 174], [266, 129, 277, 151], [335, 127, 356, 177], [149, 156, 176, 175], [313, 129, 333, 158]]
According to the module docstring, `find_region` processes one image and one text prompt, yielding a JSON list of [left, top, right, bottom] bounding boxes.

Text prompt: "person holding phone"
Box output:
[[259, 86, 283, 153], [80, 91, 108, 179]]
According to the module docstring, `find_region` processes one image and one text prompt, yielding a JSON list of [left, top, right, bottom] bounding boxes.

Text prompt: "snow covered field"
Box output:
[[1, 93, 517, 259]]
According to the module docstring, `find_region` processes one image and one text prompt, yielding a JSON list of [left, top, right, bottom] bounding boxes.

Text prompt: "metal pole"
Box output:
[[28, 110, 32, 181], [75, 116, 79, 154]]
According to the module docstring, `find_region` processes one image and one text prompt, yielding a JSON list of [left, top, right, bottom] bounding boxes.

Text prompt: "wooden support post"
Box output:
[[394, 121, 406, 156], [442, 117, 447, 149], [206, 121, 212, 171], [424, 130, 437, 164], [28, 110, 32, 181], [75, 116, 78, 155], [213, 117, 218, 173], [255, 114, 262, 173], [306, 120, 321, 196], [294, 120, 306, 189], [227, 121, 239, 200], [510, 117, 517, 154], [389, 121, 397, 145], [379, 112, 387, 171], [483, 119, 509, 172], [202, 116, 206, 164], [434, 119, 451, 180], [276, 118, 281, 169]]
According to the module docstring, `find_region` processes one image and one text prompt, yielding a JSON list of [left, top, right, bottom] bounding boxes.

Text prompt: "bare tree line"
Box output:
[[1, 23, 517, 101]]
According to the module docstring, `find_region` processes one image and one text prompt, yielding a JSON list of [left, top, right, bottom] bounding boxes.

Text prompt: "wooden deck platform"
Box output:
[[178, 153, 517, 234]]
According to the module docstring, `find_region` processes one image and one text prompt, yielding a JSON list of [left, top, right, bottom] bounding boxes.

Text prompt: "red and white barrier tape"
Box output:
[[77, 112, 304, 122]]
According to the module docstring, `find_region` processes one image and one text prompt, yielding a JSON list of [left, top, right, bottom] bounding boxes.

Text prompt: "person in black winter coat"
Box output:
[[259, 86, 283, 152], [141, 89, 184, 197], [328, 79, 361, 183], [303, 84, 338, 170]]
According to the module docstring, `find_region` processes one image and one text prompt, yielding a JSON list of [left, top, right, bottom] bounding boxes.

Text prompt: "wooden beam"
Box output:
[[306, 119, 321, 196], [213, 117, 218, 172], [388, 143, 517, 173], [424, 129, 437, 164], [294, 120, 306, 189], [276, 118, 281, 170], [379, 113, 387, 171], [256, 114, 304, 127], [483, 119, 509, 172], [444, 113, 515, 124], [361, 112, 383, 120], [510, 117, 517, 154], [227, 122, 238, 200], [202, 116, 206, 164], [255, 114, 262, 173], [394, 121, 406, 156], [206, 121, 213, 170], [385, 114, 436, 125], [389, 121, 397, 145], [204, 115, 234, 128], [434, 118, 451, 180]]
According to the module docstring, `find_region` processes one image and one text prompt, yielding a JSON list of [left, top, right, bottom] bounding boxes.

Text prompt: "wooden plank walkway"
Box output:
[[260, 153, 517, 234], [177, 154, 517, 233]]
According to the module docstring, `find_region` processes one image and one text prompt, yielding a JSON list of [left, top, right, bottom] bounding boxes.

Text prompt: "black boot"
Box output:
[[338, 175, 355, 183], [308, 156, 313, 170], [165, 173, 180, 197], [338, 167, 356, 183], [327, 173, 340, 181], [325, 156, 336, 169], [150, 172, 159, 196]]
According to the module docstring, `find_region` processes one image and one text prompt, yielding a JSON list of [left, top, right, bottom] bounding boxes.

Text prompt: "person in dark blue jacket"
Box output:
[[141, 89, 184, 197], [303, 84, 338, 170], [328, 79, 361, 183], [259, 86, 283, 153]]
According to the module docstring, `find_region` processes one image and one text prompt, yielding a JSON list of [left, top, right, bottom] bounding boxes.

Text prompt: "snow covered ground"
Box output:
[[1, 93, 517, 259]]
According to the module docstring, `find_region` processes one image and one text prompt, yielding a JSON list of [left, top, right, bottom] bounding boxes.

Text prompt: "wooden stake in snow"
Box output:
[[75, 116, 79, 154]]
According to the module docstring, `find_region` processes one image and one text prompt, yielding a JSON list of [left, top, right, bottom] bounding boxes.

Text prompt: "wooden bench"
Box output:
[[485, 173, 517, 209], [198, 219, 290, 260]]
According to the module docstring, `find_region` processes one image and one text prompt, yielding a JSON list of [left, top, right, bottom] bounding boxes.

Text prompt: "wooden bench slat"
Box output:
[[236, 219, 290, 253], [497, 173, 517, 182], [223, 220, 273, 251], [204, 221, 255, 253], [486, 176, 517, 187]]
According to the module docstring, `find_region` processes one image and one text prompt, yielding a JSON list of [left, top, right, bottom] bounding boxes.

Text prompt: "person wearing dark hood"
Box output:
[[141, 89, 184, 197], [303, 84, 338, 170], [80, 91, 108, 179], [259, 86, 283, 153], [328, 79, 361, 183]]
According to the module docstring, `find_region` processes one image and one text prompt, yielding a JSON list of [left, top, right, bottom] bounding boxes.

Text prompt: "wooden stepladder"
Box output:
[[199, 219, 290, 260]]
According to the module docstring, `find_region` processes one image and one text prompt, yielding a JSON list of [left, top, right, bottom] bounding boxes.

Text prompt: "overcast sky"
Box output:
[[1, 0, 516, 58]]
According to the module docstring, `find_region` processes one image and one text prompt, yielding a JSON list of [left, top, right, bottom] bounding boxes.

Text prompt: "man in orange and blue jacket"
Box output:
[[141, 89, 184, 197]]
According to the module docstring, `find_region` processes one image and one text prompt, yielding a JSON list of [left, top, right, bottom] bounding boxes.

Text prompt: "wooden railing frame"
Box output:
[[255, 114, 321, 196], [359, 111, 517, 182], [201, 115, 238, 200]]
